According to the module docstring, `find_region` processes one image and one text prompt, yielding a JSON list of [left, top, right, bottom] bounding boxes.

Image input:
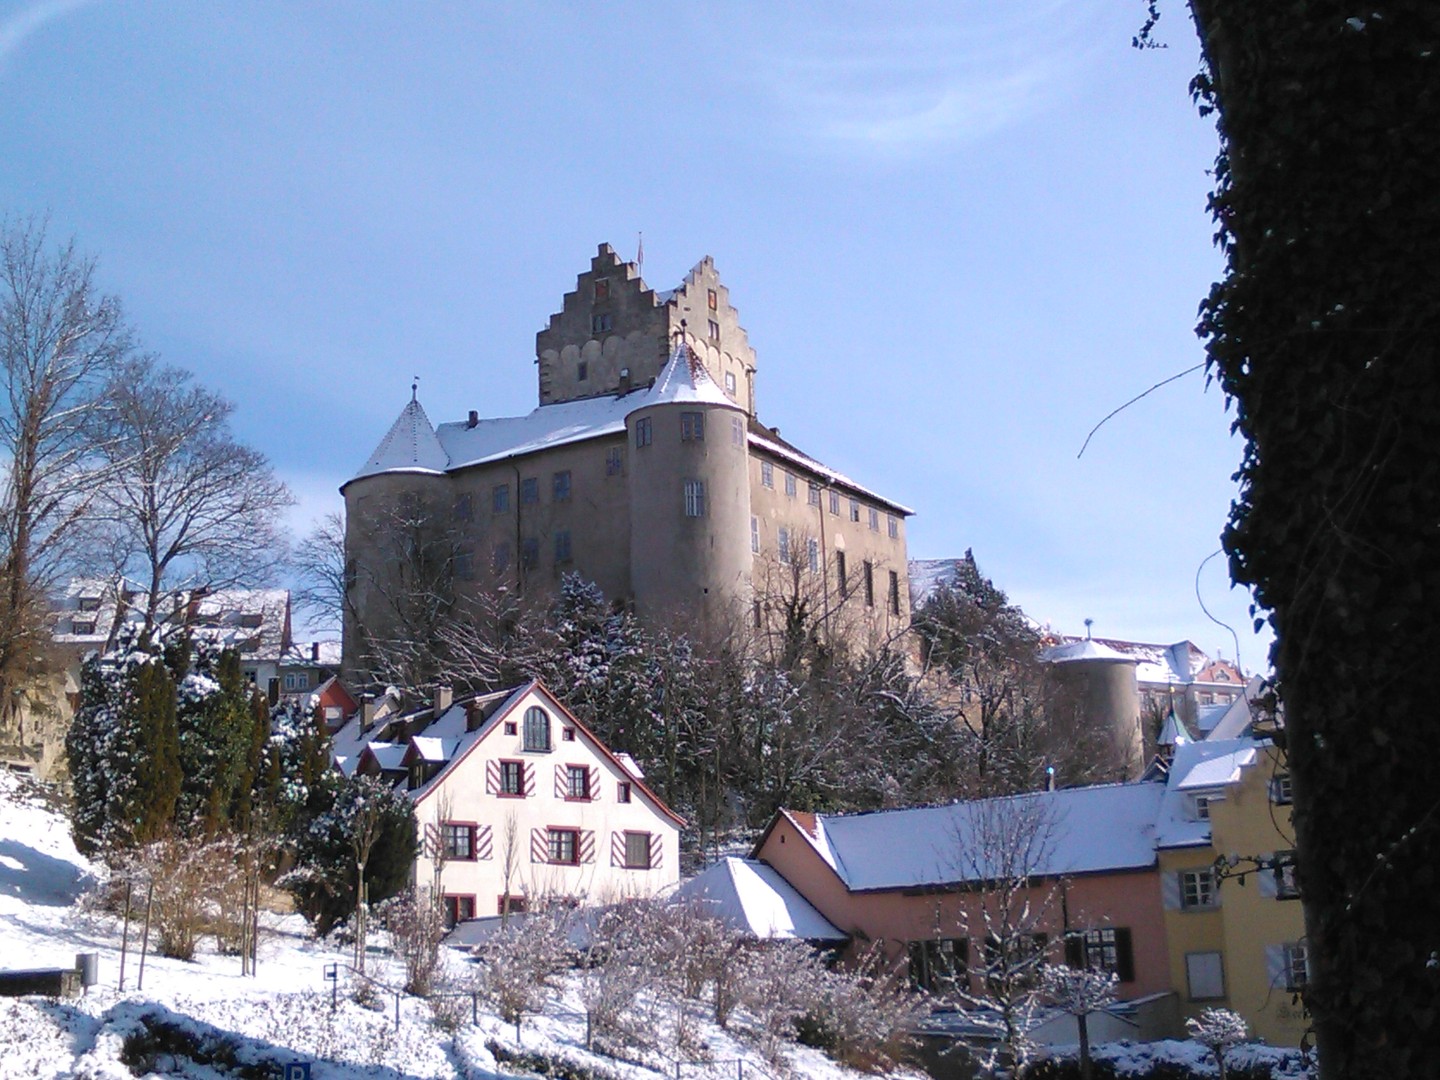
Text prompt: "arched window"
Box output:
[[523, 706, 551, 752]]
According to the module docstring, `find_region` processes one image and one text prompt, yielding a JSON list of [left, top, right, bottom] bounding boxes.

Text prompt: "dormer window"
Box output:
[[239, 613, 263, 629], [70, 620, 95, 635], [77, 597, 101, 613], [523, 706, 551, 752], [1194, 794, 1214, 820]]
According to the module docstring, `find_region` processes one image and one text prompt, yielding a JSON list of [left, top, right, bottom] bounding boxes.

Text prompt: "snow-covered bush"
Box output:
[[1186, 1008, 1250, 1080], [380, 888, 448, 996], [476, 904, 571, 1024], [732, 939, 831, 1064], [807, 943, 925, 1072], [113, 834, 243, 960]]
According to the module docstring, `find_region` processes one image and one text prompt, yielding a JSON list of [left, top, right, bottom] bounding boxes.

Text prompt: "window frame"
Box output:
[[1181, 868, 1219, 910], [548, 827, 580, 866], [680, 411, 705, 441], [635, 415, 653, 448], [887, 514, 898, 539], [784, 472, 796, 498], [684, 479, 706, 518], [863, 560, 875, 607], [553, 470, 571, 501], [617, 781, 632, 803], [443, 894, 476, 928], [1185, 950, 1226, 1001], [523, 707, 552, 753], [441, 822, 478, 861], [606, 447, 624, 476], [623, 830, 652, 869], [498, 760, 525, 797], [520, 477, 539, 505], [566, 764, 591, 801], [761, 460, 774, 488], [554, 530, 572, 564], [778, 527, 791, 565], [492, 484, 510, 513]]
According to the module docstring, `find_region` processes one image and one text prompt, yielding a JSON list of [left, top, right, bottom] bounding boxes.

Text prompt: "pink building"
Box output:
[[752, 783, 1172, 1003]]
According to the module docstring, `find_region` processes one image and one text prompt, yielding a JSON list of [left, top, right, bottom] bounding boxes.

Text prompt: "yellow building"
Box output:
[[1155, 737, 1307, 1046]]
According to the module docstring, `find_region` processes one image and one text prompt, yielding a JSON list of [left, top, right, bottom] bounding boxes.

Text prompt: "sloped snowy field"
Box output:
[[0, 771, 900, 1079]]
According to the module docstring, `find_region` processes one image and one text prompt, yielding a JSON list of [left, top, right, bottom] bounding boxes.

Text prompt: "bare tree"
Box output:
[[0, 218, 131, 717], [292, 511, 351, 634], [1038, 964, 1118, 1080], [92, 358, 292, 629]]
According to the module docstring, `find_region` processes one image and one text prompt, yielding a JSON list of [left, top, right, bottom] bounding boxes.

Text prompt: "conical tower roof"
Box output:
[[353, 396, 449, 480], [1157, 708, 1192, 748], [633, 342, 740, 412]]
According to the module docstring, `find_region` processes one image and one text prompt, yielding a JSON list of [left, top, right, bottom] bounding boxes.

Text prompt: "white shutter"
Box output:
[[1265, 944, 1287, 988], [1162, 871, 1182, 910]]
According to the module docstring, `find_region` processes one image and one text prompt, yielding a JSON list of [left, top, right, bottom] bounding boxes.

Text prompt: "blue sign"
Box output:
[[283, 1064, 311, 1080]]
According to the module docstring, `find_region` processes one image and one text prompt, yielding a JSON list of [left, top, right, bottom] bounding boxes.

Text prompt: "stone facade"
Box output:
[[342, 245, 913, 679]]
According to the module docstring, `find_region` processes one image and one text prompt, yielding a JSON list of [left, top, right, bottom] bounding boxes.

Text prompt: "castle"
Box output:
[[342, 244, 914, 679]]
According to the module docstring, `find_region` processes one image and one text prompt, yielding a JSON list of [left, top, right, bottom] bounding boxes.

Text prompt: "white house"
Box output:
[[353, 679, 684, 926]]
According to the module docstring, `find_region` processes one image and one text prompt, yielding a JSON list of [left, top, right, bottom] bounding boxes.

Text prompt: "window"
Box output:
[[567, 764, 590, 800], [442, 823, 477, 861], [454, 493, 473, 521], [624, 831, 652, 869], [807, 538, 820, 573], [836, 551, 848, 598], [591, 312, 613, 333], [681, 412, 704, 441], [549, 828, 579, 865], [521, 537, 539, 571], [499, 760, 524, 795], [731, 415, 743, 445], [554, 530, 572, 563], [1186, 951, 1226, 1000], [77, 596, 101, 613], [983, 933, 1049, 988], [635, 416, 652, 448], [283, 671, 309, 691], [707, 287, 718, 311], [239, 613, 263, 629], [784, 472, 796, 498], [684, 479, 706, 517], [553, 471, 571, 501], [617, 781, 632, 803], [1281, 942, 1309, 992], [492, 541, 511, 574], [606, 447, 624, 476], [562, 727, 575, 741], [492, 484, 510, 513], [594, 278, 610, 301], [504, 721, 517, 735], [1271, 774, 1293, 805], [71, 620, 95, 635], [1065, 928, 1135, 982], [443, 895, 476, 928], [725, 371, 737, 396], [778, 527, 791, 564], [868, 507, 879, 531], [708, 319, 720, 340], [1275, 850, 1301, 899], [454, 547, 474, 581], [761, 461, 774, 488], [849, 499, 861, 522], [889, 570, 901, 615], [1181, 868, 1218, 910], [751, 516, 760, 553], [497, 894, 528, 916], [887, 515, 898, 539], [909, 938, 968, 993], [523, 706, 551, 752], [828, 491, 840, 515], [863, 560, 875, 607], [1194, 794, 1213, 820], [808, 483, 821, 507], [577, 360, 588, 382], [521, 478, 539, 505]]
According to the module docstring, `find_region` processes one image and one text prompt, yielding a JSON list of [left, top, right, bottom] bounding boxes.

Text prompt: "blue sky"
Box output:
[[0, 1, 1269, 669]]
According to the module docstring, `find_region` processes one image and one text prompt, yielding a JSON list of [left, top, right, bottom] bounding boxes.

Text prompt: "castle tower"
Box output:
[[537, 244, 757, 416], [625, 340, 751, 625], [1043, 638, 1146, 780]]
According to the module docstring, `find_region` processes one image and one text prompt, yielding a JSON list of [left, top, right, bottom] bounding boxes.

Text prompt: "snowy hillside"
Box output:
[[0, 770, 904, 1079]]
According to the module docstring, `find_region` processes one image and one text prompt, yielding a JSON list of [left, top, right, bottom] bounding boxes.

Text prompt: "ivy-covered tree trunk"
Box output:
[[1186, 3, 1440, 1075]]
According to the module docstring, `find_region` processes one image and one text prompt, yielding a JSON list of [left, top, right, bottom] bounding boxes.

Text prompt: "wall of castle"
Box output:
[[627, 402, 752, 626], [746, 444, 911, 650], [663, 258, 758, 416]]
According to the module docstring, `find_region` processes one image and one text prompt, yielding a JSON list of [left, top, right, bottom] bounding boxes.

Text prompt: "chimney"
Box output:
[[618, 367, 631, 394], [361, 695, 378, 731], [466, 700, 483, 732], [310, 641, 319, 663], [467, 410, 479, 428], [433, 684, 453, 719]]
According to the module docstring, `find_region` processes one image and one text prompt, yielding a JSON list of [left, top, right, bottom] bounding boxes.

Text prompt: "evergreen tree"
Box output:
[[174, 645, 255, 835], [127, 658, 181, 845]]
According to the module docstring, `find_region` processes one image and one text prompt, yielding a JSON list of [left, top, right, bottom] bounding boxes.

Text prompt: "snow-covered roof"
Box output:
[[362, 742, 408, 773], [748, 420, 914, 516], [356, 397, 448, 478], [1042, 639, 1137, 665], [648, 343, 740, 409], [778, 783, 1165, 893], [282, 641, 342, 668], [615, 752, 645, 780], [1157, 710, 1191, 748], [1153, 737, 1263, 849], [674, 858, 846, 942], [1205, 675, 1267, 741], [1049, 636, 1245, 688]]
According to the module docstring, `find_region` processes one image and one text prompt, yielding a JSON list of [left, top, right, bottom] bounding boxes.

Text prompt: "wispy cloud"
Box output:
[[706, 2, 1097, 156], [0, 0, 97, 72]]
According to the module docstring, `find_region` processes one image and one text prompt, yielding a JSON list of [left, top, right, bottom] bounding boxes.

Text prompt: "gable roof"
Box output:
[[1153, 737, 1263, 849], [674, 858, 846, 941], [765, 783, 1165, 893], [401, 680, 686, 829]]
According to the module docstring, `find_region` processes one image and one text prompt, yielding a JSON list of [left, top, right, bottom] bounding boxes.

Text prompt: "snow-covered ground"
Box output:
[[0, 770, 900, 1079]]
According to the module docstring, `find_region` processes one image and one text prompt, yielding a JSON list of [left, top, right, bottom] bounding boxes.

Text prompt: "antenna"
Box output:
[[1084, 617, 1094, 640]]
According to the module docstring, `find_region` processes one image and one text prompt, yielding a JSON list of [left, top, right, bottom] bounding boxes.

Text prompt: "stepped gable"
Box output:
[[353, 397, 449, 480]]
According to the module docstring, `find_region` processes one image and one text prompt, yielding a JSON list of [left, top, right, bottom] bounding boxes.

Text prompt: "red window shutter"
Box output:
[[523, 763, 536, 797], [555, 764, 567, 798], [530, 828, 547, 863], [610, 831, 625, 867], [580, 830, 596, 864], [475, 825, 493, 861], [485, 760, 500, 795], [423, 823, 441, 859], [648, 833, 662, 869], [588, 766, 600, 800]]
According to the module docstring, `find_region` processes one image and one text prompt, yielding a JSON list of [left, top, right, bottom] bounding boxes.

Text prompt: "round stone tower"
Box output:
[[625, 342, 751, 627], [1043, 638, 1145, 779]]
